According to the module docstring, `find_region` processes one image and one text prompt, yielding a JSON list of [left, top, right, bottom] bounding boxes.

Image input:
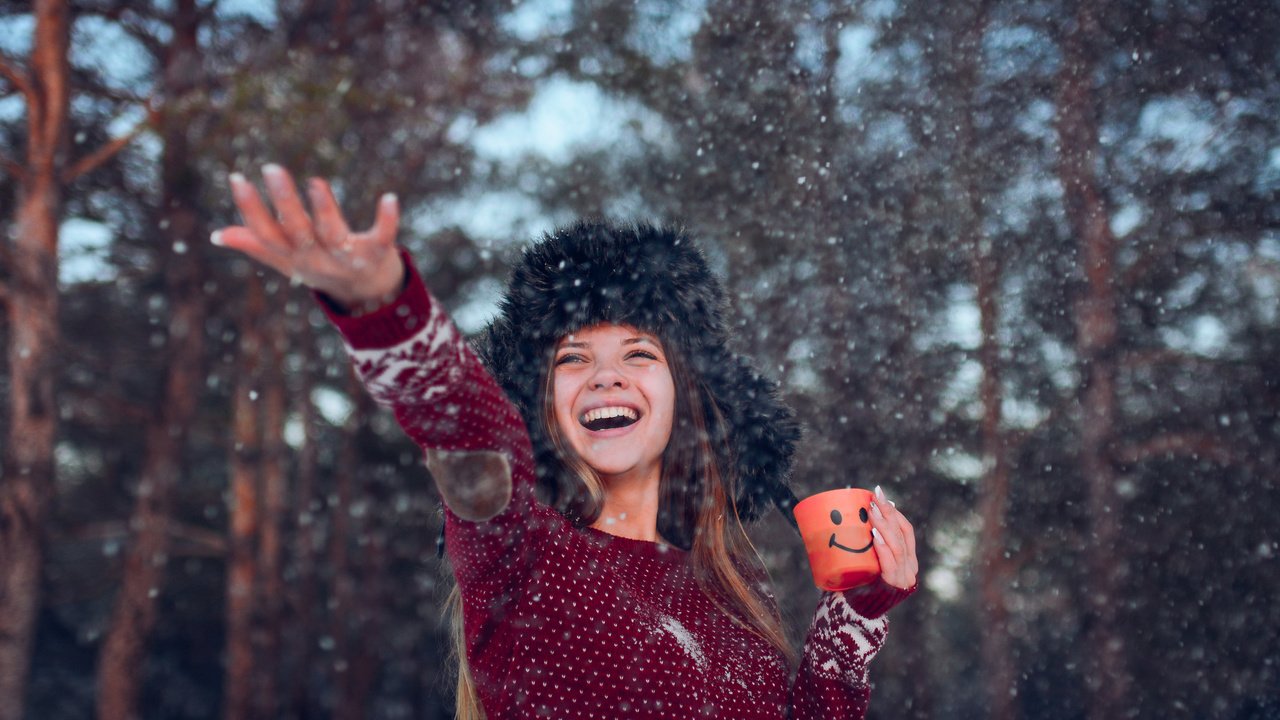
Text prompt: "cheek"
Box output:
[[647, 368, 676, 428], [552, 374, 578, 430], [645, 366, 675, 407]]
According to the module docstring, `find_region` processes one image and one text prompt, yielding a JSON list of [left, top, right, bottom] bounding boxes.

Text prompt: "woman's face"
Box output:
[[552, 323, 675, 486]]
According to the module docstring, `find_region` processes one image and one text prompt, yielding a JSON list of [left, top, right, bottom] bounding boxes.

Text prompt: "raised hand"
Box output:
[[868, 485, 918, 591], [212, 164, 404, 313]]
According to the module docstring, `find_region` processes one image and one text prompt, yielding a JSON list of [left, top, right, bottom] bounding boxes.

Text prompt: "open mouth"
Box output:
[[579, 406, 641, 432]]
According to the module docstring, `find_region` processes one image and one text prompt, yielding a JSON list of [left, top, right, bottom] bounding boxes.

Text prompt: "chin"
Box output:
[[581, 452, 647, 480]]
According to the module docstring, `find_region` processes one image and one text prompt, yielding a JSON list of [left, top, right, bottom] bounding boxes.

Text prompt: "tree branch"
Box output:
[[52, 520, 226, 556], [198, 0, 222, 23], [166, 520, 228, 556], [0, 236, 13, 275], [1002, 537, 1048, 577], [75, 71, 151, 106], [1246, 257, 1280, 282], [1115, 432, 1236, 465], [117, 17, 167, 61], [64, 388, 151, 425], [61, 105, 155, 183], [1119, 348, 1242, 374], [55, 520, 128, 543], [1004, 395, 1071, 455], [0, 153, 25, 183], [0, 51, 33, 102]]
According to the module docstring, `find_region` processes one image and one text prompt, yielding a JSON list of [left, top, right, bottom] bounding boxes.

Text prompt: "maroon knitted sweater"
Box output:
[[319, 251, 914, 719]]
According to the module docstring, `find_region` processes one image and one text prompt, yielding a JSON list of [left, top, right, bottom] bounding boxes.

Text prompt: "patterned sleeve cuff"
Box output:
[[312, 248, 433, 350], [803, 590, 890, 687], [842, 578, 917, 619]]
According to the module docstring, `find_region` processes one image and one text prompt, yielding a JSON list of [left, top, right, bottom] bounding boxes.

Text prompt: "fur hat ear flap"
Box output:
[[473, 219, 801, 528]]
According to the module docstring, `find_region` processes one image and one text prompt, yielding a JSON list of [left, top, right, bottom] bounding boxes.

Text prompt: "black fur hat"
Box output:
[[475, 219, 802, 530]]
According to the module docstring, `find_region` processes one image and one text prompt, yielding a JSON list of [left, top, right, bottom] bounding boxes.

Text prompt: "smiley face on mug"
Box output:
[[828, 504, 874, 554]]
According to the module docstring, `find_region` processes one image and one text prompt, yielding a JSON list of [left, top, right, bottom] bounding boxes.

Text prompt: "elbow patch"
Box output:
[[425, 449, 513, 522]]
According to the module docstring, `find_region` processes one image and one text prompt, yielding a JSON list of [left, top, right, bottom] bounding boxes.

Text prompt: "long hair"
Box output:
[[446, 333, 795, 719]]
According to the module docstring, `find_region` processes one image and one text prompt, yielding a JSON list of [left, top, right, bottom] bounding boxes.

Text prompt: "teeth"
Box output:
[[580, 406, 639, 424]]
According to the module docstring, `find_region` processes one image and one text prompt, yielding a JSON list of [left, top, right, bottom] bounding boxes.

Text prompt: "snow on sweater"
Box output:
[[317, 250, 914, 719]]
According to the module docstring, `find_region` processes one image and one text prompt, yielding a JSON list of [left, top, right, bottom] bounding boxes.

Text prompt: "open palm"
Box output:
[[213, 164, 404, 311]]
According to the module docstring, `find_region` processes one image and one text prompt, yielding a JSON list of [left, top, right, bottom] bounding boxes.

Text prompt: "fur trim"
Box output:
[[475, 219, 801, 527]]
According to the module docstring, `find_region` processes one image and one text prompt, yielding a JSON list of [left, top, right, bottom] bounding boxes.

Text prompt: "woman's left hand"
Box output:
[[868, 485, 918, 590]]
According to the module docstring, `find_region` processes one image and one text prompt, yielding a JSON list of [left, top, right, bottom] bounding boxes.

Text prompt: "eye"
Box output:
[[627, 350, 658, 360], [830, 509, 842, 525], [859, 507, 869, 523], [554, 353, 586, 366]]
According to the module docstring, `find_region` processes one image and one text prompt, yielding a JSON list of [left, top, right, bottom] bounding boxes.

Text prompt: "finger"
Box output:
[[306, 178, 352, 249], [212, 226, 294, 275], [871, 527, 905, 586], [890, 514, 918, 585], [870, 499, 906, 561], [896, 527, 918, 584], [878, 487, 918, 580], [358, 192, 399, 247], [261, 164, 315, 248], [898, 513, 917, 566], [229, 173, 292, 250], [870, 517, 901, 571], [874, 485, 902, 523], [874, 485, 911, 554]]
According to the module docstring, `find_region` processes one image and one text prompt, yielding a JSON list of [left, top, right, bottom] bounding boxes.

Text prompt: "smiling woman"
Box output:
[[213, 167, 917, 719], [551, 325, 676, 532]]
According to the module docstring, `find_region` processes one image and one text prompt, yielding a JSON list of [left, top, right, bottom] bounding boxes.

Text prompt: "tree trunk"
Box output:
[[974, 242, 1015, 720], [347, 442, 391, 720], [1055, 2, 1132, 717], [0, 3, 69, 718], [286, 308, 321, 720], [253, 296, 289, 719], [225, 275, 266, 720], [0, 172, 59, 720], [881, 191, 938, 720], [891, 538, 935, 720], [331, 387, 375, 720], [95, 3, 205, 717], [950, 4, 1016, 715], [344, 523, 385, 720]]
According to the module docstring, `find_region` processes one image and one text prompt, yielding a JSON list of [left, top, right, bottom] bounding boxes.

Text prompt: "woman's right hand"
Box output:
[[212, 164, 404, 314]]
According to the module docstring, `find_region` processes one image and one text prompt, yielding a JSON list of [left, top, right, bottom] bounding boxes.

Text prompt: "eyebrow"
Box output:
[[558, 336, 661, 349]]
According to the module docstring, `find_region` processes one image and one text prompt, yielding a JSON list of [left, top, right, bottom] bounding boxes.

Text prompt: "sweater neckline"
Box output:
[[581, 525, 688, 563]]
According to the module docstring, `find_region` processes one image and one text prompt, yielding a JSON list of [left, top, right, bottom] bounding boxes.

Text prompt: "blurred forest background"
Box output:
[[1, 0, 1278, 718]]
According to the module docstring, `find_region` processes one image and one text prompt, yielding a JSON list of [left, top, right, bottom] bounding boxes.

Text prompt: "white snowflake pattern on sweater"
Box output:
[[804, 590, 889, 687]]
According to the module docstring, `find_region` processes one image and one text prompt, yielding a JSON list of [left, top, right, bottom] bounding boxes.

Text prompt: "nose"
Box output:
[[589, 363, 628, 390]]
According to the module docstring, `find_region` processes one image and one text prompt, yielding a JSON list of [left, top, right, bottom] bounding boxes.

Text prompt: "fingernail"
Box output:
[[263, 165, 289, 192], [871, 502, 884, 520], [210, 230, 224, 246], [872, 527, 884, 543], [380, 193, 398, 207], [229, 172, 246, 186], [875, 485, 887, 503]]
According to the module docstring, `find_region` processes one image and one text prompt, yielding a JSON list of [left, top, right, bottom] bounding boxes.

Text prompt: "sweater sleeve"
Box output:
[[789, 580, 916, 719], [314, 248, 550, 595]]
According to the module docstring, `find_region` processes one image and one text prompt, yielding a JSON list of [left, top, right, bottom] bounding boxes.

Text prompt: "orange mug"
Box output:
[[794, 488, 881, 591]]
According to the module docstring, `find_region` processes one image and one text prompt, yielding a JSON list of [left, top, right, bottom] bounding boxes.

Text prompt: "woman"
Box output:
[[215, 165, 919, 719]]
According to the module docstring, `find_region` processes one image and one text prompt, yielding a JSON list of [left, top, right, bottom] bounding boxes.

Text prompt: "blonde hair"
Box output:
[[446, 336, 795, 718]]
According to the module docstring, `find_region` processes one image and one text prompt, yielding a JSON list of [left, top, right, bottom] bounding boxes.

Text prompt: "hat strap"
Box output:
[[774, 485, 803, 539]]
